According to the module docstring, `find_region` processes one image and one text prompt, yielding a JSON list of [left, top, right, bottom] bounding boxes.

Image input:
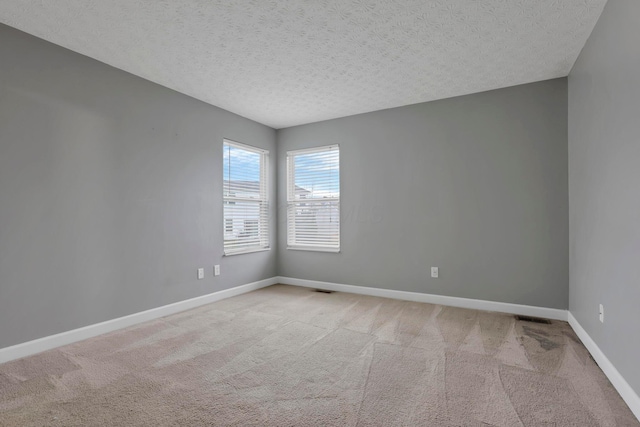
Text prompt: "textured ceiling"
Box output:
[[0, 0, 606, 129]]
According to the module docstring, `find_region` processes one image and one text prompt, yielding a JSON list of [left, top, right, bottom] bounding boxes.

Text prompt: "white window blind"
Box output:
[[287, 145, 340, 252], [223, 140, 269, 255]]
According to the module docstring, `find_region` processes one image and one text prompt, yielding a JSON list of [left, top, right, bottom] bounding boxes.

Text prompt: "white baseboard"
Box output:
[[276, 276, 568, 321], [0, 277, 278, 365], [568, 313, 640, 421], [2, 275, 637, 422], [276, 277, 639, 420]]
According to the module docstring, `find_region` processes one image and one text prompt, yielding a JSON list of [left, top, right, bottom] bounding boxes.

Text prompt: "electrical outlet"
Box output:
[[431, 267, 439, 278], [599, 304, 604, 323], [197, 268, 204, 280], [214, 265, 220, 276]]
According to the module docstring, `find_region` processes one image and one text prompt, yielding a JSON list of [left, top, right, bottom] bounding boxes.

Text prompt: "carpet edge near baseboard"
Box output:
[[0, 277, 278, 365], [568, 313, 640, 422], [2, 275, 637, 423], [277, 276, 568, 320]]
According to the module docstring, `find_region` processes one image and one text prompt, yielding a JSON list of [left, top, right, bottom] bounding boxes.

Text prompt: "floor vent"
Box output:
[[314, 289, 335, 294], [515, 315, 552, 324]]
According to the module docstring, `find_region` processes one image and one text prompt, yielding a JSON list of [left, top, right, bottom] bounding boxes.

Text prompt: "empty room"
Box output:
[[0, 0, 638, 426]]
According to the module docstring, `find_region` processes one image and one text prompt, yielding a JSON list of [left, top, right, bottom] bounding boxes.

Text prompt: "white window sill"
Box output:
[[287, 246, 340, 253], [224, 247, 271, 257]]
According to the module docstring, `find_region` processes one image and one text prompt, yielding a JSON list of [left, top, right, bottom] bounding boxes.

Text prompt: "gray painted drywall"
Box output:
[[0, 21, 572, 351], [0, 24, 277, 349], [568, 0, 640, 394], [278, 79, 569, 309]]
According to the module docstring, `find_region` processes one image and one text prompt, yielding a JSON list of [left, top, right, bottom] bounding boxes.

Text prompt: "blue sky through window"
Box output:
[[223, 144, 260, 183], [294, 150, 339, 198]]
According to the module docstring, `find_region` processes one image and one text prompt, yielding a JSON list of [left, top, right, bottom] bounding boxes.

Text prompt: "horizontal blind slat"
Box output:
[[286, 145, 339, 251]]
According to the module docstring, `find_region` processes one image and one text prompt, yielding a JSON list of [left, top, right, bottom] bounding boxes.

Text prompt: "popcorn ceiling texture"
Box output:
[[0, 0, 606, 128]]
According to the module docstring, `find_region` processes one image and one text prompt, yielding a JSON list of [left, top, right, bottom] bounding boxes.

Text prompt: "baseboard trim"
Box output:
[[3, 276, 637, 421], [0, 277, 278, 365], [568, 313, 640, 421], [276, 277, 568, 321]]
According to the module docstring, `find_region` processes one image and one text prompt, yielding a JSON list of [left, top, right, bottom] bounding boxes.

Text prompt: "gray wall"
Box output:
[[277, 79, 569, 309], [0, 24, 277, 349], [568, 0, 640, 394], [0, 21, 573, 351]]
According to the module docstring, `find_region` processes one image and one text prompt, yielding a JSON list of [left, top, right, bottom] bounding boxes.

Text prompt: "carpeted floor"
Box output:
[[0, 285, 637, 426]]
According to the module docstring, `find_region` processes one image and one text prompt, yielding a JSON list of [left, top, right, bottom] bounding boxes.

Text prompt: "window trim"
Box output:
[[286, 144, 340, 253], [222, 139, 270, 256]]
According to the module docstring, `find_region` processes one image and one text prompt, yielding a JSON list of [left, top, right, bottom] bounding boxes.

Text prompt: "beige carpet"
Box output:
[[0, 285, 637, 426]]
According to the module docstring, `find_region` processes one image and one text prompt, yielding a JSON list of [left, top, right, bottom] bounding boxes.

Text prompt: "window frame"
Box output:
[[286, 144, 340, 253], [222, 139, 270, 256]]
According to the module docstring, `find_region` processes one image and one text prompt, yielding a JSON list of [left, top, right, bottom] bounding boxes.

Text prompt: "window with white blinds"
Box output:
[[223, 140, 269, 255], [287, 145, 340, 252]]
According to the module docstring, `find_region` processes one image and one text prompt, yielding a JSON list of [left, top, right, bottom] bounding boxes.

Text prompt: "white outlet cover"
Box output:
[[214, 265, 220, 276], [431, 267, 439, 278], [197, 268, 204, 280]]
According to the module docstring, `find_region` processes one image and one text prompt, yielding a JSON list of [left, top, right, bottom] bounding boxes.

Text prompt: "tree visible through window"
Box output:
[[223, 140, 269, 255], [286, 145, 340, 252]]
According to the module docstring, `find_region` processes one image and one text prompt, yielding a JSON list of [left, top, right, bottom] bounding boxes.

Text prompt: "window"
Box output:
[[223, 140, 269, 255], [287, 145, 340, 252]]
